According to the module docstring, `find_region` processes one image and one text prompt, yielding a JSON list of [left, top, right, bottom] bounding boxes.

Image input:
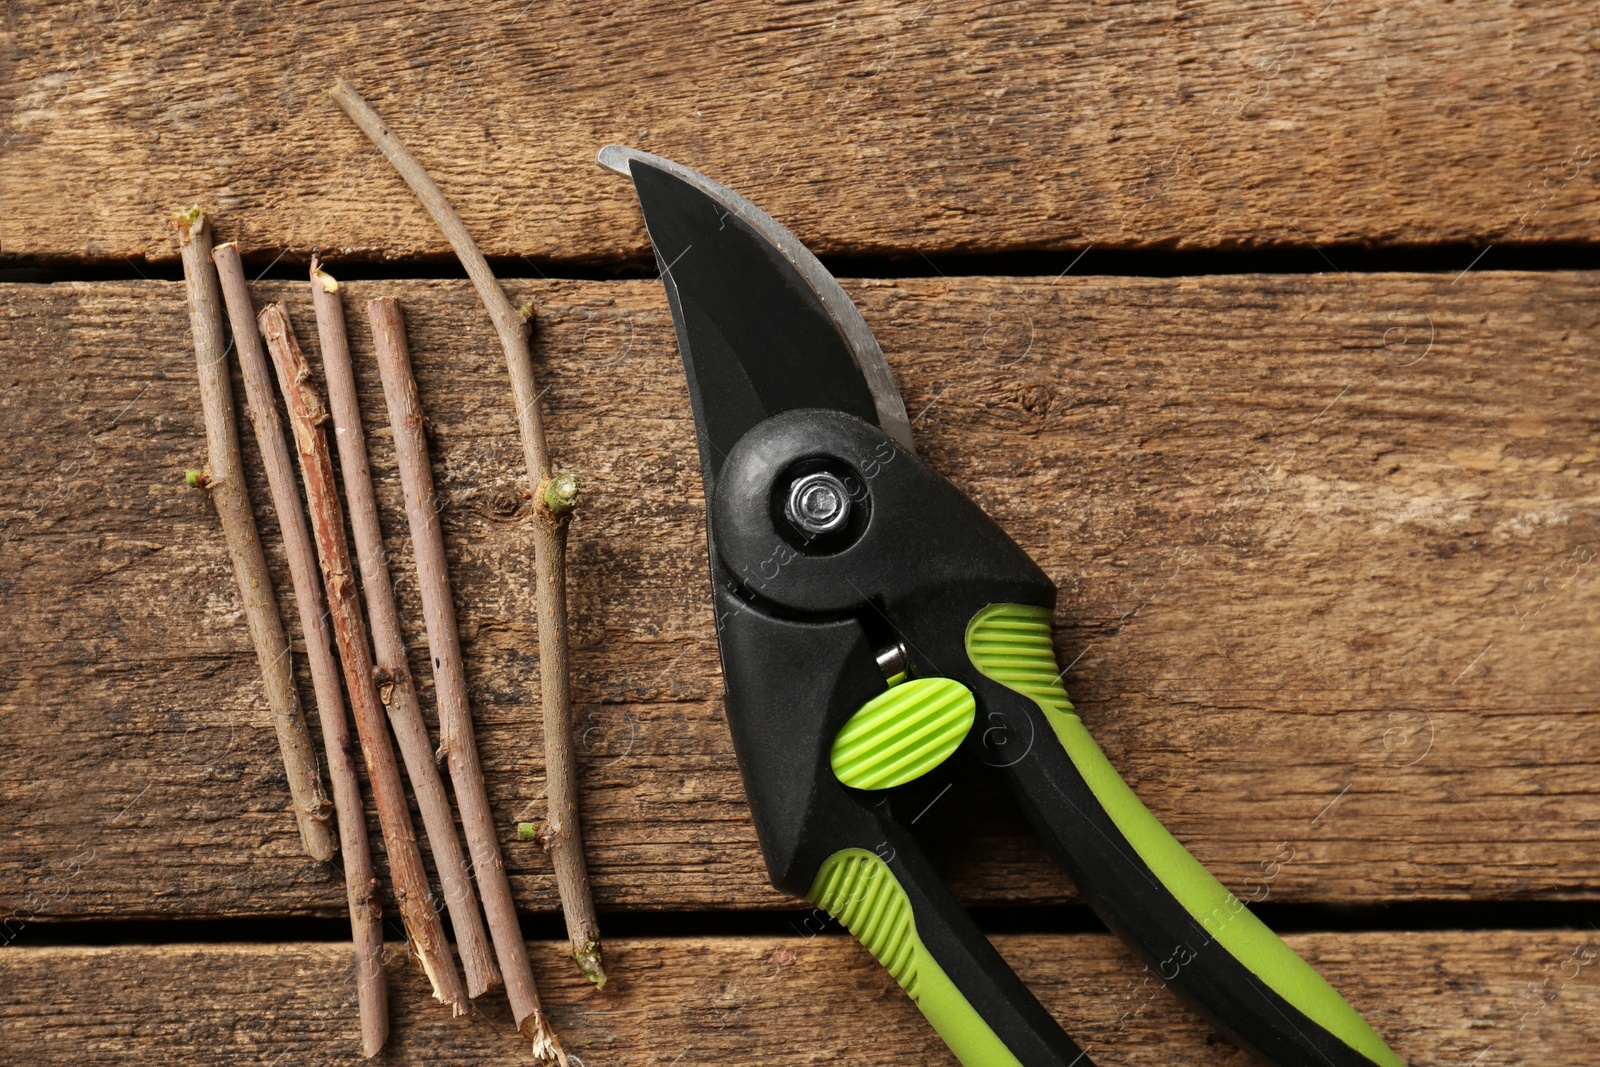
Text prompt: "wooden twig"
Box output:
[[368, 299, 565, 1064], [328, 79, 603, 990], [211, 244, 387, 1056], [170, 208, 335, 862], [309, 260, 501, 999], [257, 301, 469, 1017]]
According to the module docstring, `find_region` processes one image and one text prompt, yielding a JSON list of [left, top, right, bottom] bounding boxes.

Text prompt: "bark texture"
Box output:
[[310, 265, 500, 1003], [170, 212, 334, 861], [368, 297, 560, 1053], [257, 302, 467, 1014], [214, 245, 388, 1055]]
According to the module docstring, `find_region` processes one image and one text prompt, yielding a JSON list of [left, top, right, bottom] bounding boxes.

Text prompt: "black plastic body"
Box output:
[[708, 409, 1386, 1067]]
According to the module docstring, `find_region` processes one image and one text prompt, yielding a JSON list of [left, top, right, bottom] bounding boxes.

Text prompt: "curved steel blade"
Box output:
[[598, 146, 914, 486]]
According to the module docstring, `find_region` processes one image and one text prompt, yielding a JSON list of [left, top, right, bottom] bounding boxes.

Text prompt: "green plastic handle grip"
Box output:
[[808, 849, 1026, 1067], [966, 603, 1404, 1067]]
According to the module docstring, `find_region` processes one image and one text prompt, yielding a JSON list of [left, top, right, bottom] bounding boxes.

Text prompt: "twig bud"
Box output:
[[542, 472, 580, 513]]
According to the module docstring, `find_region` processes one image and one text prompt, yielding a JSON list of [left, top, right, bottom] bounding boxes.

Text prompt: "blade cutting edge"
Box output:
[[598, 145, 914, 455]]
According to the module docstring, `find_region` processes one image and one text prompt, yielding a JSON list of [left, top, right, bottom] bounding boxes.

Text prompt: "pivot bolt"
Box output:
[[785, 471, 851, 537]]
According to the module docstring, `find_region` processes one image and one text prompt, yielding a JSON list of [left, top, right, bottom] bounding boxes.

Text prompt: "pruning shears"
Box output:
[[599, 146, 1403, 1067]]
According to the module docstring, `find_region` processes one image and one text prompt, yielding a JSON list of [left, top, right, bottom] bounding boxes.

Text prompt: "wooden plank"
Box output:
[[0, 931, 1593, 1065], [2, 273, 1598, 921], [4, 0, 1599, 262]]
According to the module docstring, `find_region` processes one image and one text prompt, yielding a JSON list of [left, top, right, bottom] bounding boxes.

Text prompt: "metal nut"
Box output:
[[785, 471, 851, 536]]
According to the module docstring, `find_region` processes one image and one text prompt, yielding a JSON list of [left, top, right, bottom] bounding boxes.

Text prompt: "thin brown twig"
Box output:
[[171, 208, 335, 862], [212, 243, 387, 1056], [258, 301, 469, 1017], [310, 260, 501, 999], [368, 299, 565, 1065], [328, 79, 603, 990]]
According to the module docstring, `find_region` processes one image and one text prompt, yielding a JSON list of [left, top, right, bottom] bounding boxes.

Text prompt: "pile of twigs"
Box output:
[[172, 82, 598, 1064]]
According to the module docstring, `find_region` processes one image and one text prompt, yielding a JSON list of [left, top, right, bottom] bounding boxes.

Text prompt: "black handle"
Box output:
[[712, 586, 1094, 1066]]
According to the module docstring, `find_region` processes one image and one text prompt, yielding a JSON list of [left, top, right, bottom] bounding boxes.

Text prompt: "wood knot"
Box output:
[[489, 487, 522, 517], [1018, 382, 1054, 415]]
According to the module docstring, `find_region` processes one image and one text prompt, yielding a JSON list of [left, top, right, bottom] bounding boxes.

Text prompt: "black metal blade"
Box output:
[[601, 148, 910, 489]]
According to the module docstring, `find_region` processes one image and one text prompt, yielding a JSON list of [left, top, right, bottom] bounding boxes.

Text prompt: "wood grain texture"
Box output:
[[1, 932, 1595, 1065], [3, 0, 1599, 262], [2, 272, 1598, 921]]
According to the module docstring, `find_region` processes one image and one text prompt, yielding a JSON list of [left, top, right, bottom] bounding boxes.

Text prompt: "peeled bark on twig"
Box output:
[[212, 243, 387, 1056], [310, 261, 501, 999], [170, 208, 335, 862], [328, 78, 603, 992], [368, 299, 565, 1064], [257, 301, 469, 1017]]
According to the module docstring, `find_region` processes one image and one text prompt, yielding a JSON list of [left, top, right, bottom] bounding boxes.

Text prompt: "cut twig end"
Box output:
[[170, 205, 205, 240], [541, 472, 580, 514], [520, 1010, 569, 1067], [310, 256, 340, 294], [417, 948, 470, 1018], [574, 939, 607, 990]]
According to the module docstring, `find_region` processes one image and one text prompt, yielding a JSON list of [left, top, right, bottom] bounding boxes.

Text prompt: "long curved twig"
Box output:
[[212, 243, 387, 1055], [310, 260, 501, 1000], [327, 78, 603, 991], [171, 208, 334, 862], [258, 301, 469, 1017]]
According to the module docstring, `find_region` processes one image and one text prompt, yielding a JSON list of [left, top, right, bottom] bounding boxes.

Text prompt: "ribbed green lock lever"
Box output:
[[830, 677, 975, 791]]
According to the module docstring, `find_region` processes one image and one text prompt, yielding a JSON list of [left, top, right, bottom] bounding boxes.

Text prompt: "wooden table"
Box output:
[[4, 2, 1598, 1063]]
